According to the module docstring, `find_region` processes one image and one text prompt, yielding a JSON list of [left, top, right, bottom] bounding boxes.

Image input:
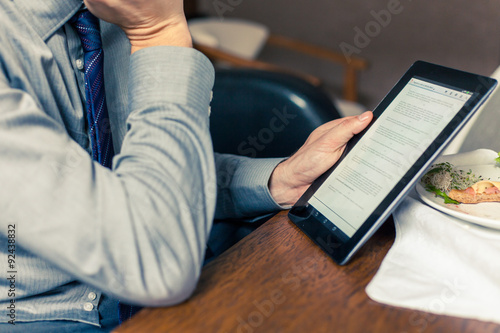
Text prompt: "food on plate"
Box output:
[[420, 162, 483, 204], [448, 180, 500, 203]]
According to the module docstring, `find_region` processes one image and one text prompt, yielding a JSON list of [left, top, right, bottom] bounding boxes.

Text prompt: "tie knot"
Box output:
[[70, 10, 102, 52]]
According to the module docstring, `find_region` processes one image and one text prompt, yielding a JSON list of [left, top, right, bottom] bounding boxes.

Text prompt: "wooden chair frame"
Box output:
[[194, 34, 369, 102]]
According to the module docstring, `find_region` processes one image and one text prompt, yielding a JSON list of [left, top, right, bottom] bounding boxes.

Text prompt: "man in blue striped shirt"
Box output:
[[0, 0, 372, 331]]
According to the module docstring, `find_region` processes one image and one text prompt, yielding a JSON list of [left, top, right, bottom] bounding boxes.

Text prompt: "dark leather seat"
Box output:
[[210, 69, 341, 158]]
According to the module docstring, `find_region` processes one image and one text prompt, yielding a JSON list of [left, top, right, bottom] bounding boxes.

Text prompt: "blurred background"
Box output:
[[185, 0, 500, 111]]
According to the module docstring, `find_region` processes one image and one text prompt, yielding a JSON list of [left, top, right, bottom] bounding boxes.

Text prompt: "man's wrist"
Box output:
[[127, 20, 193, 53], [268, 161, 305, 207]]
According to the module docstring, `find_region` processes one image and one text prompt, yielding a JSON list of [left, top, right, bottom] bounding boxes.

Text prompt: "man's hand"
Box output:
[[269, 111, 373, 206], [84, 0, 192, 52]]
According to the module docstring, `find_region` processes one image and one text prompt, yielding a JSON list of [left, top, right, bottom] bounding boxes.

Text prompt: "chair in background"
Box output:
[[189, 17, 369, 103], [210, 68, 342, 158]]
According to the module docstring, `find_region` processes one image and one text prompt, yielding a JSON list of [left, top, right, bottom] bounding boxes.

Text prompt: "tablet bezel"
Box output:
[[288, 60, 497, 265]]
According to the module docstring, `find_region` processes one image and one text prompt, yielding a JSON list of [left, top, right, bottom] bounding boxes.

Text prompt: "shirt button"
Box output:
[[83, 302, 94, 312], [76, 59, 84, 70], [88, 292, 97, 301]]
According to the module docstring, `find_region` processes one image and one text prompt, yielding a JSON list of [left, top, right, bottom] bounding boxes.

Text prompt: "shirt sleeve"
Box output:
[[0, 46, 216, 306], [214, 153, 286, 219]]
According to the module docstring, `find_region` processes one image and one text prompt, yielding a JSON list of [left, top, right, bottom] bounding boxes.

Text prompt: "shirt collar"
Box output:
[[13, 0, 83, 41]]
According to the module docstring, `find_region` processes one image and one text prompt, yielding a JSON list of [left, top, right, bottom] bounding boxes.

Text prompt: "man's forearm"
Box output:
[[0, 45, 216, 306], [214, 153, 285, 219]]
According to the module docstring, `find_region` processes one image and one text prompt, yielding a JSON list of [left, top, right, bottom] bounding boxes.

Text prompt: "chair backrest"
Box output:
[[210, 69, 341, 158]]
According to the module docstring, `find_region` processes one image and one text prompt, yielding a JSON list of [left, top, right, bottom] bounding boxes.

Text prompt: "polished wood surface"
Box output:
[[115, 211, 500, 333]]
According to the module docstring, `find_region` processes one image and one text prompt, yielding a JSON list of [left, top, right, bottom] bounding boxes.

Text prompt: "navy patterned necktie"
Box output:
[[71, 10, 114, 168]]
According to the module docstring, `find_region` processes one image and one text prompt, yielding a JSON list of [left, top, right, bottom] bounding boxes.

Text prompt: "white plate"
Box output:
[[416, 163, 500, 229]]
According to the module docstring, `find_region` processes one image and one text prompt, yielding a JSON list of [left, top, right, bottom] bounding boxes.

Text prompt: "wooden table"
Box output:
[[115, 211, 500, 333]]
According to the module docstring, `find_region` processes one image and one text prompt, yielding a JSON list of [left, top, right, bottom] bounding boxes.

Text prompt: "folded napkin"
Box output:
[[366, 149, 500, 325]]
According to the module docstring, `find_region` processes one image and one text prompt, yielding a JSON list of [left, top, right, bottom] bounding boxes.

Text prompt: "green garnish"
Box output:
[[424, 184, 460, 205], [496, 152, 500, 164], [420, 162, 483, 204]]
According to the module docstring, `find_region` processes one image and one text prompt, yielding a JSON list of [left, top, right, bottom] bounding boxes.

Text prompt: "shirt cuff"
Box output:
[[231, 157, 288, 216]]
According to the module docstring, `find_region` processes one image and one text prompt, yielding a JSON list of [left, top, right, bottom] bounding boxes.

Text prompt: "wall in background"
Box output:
[[196, 0, 500, 109]]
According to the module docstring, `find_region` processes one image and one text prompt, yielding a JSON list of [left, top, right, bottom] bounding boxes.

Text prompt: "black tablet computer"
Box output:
[[288, 61, 497, 265]]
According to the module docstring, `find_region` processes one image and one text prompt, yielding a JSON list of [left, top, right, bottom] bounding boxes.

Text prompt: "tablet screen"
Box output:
[[307, 77, 473, 240]]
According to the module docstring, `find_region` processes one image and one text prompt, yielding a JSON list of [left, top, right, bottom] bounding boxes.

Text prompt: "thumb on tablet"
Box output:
[[332, 111, 373, 142], [269, 111, 373, 206]]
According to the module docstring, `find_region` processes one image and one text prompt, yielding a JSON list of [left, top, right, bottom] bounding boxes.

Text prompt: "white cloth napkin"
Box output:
[[366, 149, 500, 325]]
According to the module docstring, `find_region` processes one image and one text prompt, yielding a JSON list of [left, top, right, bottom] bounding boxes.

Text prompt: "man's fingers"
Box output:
[[318, 111, 372, 133], [349, 111, 373, 137], [268, 112, 372, 205], [357, 110, 373, 123], [328, 111, 373, 146]]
